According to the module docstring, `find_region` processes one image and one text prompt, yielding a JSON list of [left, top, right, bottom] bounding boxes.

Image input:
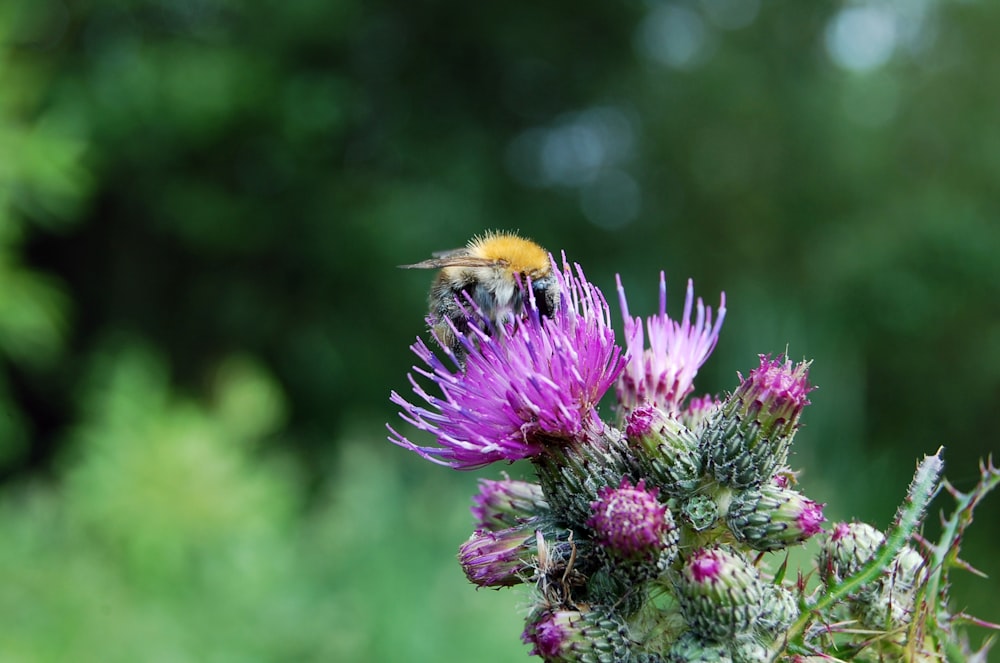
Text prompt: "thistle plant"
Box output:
[[389, 254, 999, 662]]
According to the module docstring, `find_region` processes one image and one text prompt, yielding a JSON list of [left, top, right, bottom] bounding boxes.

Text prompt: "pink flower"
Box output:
[[388, 257, 625, 469], [616, 273, 726, 414]]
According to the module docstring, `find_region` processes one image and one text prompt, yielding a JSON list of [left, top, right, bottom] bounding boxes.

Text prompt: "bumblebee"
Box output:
[[401, 231, 560, 360]]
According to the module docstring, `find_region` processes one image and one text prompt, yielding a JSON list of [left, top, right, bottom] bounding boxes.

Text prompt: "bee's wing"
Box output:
[[430, 247, 470, 259], [399, 251, 498, 270]]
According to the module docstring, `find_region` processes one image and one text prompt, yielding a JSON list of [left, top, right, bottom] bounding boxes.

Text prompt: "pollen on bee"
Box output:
[[469, 231, 551, 277]]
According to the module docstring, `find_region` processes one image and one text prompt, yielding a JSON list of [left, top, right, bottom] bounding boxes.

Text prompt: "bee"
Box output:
[[400, 231, 561, 360]]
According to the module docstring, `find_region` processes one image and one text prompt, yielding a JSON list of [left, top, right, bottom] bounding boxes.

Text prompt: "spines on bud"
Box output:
[[674, 547, 766, 641], [726, 484, 825, 551], [625, 405, 703, 496], [667, 632, 734, 663], [459, 524, 538, 587], [681, 494, 721, 532], [757, 583, 800, 635], [587, 477, 679, 569], [855, 544, 927, 630], [704, 355, 813, 488], [522, 607, 630, 662], [816, 521, 885, 588], [472, 477, 549, 531], [856, 587, 911, 630], [533, 426, 632, 529]]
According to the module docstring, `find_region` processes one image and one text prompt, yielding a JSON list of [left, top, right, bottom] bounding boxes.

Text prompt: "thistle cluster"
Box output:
[[389, 255, 998, 662]]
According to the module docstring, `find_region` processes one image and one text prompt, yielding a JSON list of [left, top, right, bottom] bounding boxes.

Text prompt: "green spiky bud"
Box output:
[[726, 484, 825, 551], [757, 584, 800, 635], [855, 588, 912, 630], [674, 547, 766, 641], [704, 355, 813, 488], [533, 427, 632, 528], [682, 494, 720, 531], [855, 544, 926, 631], [730, 638, 772, 663], [522, 608, 630, 662], [888, 545, 927, 593], [625, 405, 703, 496], [816, 521, 885, 587], [667, 632, 734, 663]]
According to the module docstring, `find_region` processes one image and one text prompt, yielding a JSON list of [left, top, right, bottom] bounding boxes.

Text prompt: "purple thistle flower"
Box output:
[[688, 548, 725, 584], [623, 404, 657, 440], [587, 477, 678, 561], [388, 257, 625, 470], [458, 526, 536, 588], [681, 393, 722, 432], [798, 500, 826, 536], [737, 354, 814, 426], [522, 608, 629, 661], [471, 477, 548, 531], [616, 273, 726, 415], [523, 611, 567, 659]]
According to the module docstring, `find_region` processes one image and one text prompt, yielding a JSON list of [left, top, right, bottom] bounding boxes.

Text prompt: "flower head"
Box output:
[[616, 273, 726, 415], [727, 484, 826, 551], [624, 405, 702, 496], [816, 521, 885, 587], [471, 477, 548, 531], [674, 547, 766, 641], [522, 608, 629, 662], [705, 354, 815, 488], [459, 526, 537, 588], [587, 477, 678, 563], [388, 257, 625, 469], [737, 355, 814, 433]]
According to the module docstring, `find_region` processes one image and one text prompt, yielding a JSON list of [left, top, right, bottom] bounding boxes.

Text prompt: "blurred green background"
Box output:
[[2, 0, 998, 661]]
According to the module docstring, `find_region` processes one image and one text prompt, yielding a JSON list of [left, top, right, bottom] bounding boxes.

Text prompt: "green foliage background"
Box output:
[[1, 1, 998, 661]]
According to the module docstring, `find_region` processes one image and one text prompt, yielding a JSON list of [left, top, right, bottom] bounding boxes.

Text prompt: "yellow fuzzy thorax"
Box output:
[[468, 231, 551, 276]]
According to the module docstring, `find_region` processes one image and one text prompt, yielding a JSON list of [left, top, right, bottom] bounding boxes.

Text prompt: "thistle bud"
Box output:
[[682, 394, 722, 433], [587, 477, 679, 570], [855, 544, 926, 630], [816, 521, 885, 587], [522, 608, 630, 662], [726, 485, 825, 551], [856, 587, 912, 630], [458, 525, 537, 587], [667, 632, 733, 663], [681, 494, 720, 532], [888, 545, 927, 593], [757, 583, 800, 634], [731, 638, 773, 663], [704, 355, 813, 488], [533, 426, 633, 528], [625, 404, 703, 496], [674, 547, 766, 641], [471, 477, 549, 531]]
